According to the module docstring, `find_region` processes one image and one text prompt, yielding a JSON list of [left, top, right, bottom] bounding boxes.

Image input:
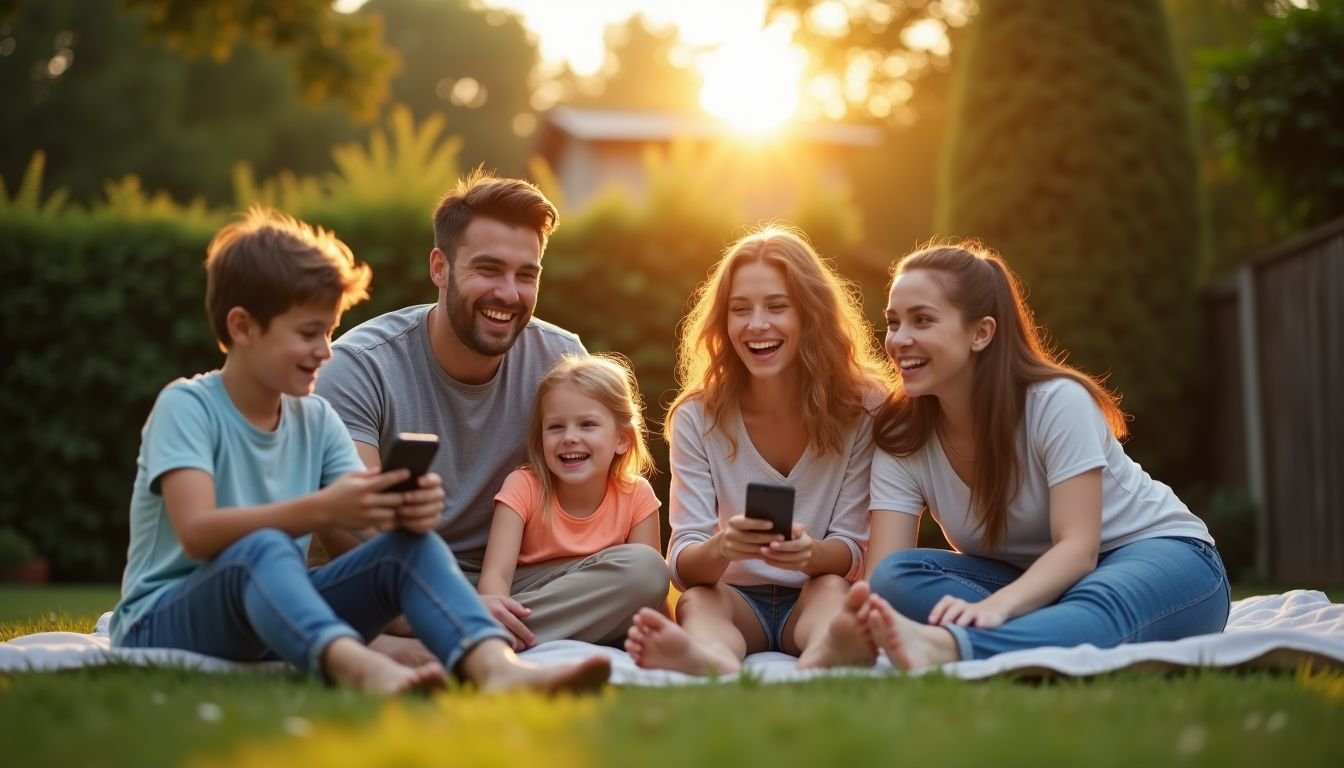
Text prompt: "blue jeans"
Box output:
[[869, 537, 1231, 661], [119, 529, 509, 678], [727, 584, 801, 652]]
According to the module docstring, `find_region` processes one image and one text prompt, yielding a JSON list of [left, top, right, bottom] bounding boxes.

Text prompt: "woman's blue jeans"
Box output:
[[119, 529, 509, 678], [869, 536, 1231, 661]]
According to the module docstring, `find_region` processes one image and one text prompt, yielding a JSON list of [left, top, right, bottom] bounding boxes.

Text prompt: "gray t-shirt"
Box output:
[[870, 377, 1213, 568], [666, 397, 877, 591], [317, 304, 585, 553]]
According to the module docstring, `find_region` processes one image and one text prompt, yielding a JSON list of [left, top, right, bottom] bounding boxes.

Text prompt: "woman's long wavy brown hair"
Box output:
[[667, 225, 893, 454], [874, 243, 1127, 551]]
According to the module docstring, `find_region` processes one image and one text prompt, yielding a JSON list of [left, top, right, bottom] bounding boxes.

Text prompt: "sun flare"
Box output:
[[696, 23, 806, 134]]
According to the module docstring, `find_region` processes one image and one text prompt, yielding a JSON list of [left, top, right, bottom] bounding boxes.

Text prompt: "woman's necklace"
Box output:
[[937, 423, 974, 463]]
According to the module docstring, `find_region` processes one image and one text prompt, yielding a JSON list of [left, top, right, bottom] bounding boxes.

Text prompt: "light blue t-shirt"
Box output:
[[110, 371, 363, 644]]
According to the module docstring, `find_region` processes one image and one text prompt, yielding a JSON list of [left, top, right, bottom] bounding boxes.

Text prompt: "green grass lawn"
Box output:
[[2, 584, 1341, 767]]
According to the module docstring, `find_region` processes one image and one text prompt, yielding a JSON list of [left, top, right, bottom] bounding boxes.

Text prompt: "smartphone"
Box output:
[[382, 432, 440, 493], [745, 482, 795, 539]]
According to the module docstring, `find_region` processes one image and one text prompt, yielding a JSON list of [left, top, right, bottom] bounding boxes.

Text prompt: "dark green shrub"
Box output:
[[938, 0, 1203, 479], [1199, 2, 1344, 233], [0, 210, 219, 578]]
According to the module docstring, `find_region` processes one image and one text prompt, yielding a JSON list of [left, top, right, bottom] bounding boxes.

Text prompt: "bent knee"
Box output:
[[870, 549, 928, 588], [225, 529, 300, 561], [804, 573, 851, 596], [607, 544, 670, 604], [672, 585, 724, 619]]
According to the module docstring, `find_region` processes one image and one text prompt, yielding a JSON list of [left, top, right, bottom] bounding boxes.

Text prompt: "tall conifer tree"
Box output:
[[939, 0, 1202, 476]]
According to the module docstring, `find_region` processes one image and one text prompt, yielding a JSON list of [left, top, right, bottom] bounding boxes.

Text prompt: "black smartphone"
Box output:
[[382, 432, 440, 493], [745, 482, 795, 539]]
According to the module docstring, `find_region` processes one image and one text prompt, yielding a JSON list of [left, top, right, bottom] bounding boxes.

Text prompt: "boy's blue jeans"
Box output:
[[869, 536, 1231, 661], [119, 529, 509, 678]]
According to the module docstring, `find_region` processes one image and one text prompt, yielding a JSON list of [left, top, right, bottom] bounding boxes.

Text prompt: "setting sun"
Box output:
[[696, 22, 806, 133]]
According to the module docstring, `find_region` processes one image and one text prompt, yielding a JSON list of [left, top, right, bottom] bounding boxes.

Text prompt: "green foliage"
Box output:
[[1204, 487, 1259, 582], [939, 0, 1203, 480], [0, 151, 69, 216], [1165, 0, 1280, 277], [123, 0, 396, 120], [0, 527, 37, 569], [1199, 2, 1344, 233], [0, 209, 221, 578], [360, 0, 538, 174], [0, 0, 362, 204]]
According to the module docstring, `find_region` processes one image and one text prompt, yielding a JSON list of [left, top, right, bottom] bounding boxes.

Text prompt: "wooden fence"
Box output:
[[1202, 215, 1344, 584]]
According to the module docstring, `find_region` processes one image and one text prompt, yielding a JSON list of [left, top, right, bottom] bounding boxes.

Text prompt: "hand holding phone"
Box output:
[[382, 432, 440, 493], [745, 482, 795, 540]]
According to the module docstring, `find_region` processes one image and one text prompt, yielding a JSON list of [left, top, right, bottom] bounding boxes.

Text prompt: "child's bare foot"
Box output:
[[796, 581, 878, 669], [462, 639, 611, 695], [323, 637, 447, 696], [624, 607, 740, 676], [867, 596, 960, 671]]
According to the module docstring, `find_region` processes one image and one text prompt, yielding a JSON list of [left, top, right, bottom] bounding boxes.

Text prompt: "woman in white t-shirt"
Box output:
[[837, 242, 1229, 670], [622, 226, 893, 675]]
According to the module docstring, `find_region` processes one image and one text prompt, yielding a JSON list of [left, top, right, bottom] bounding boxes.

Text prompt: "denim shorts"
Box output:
[[727, 584, 801, 652]]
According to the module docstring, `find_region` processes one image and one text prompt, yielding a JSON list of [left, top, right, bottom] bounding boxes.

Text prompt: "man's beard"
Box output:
[[444, 269, 530, 357]]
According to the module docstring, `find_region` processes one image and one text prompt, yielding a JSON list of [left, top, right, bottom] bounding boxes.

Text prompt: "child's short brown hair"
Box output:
[[204, 206, 372, 350]]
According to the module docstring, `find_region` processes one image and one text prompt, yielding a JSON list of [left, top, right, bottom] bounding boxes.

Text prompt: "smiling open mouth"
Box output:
[[558, 452, 589, 466], [746, 341, 782, 356], [899, 359, 928, 371]]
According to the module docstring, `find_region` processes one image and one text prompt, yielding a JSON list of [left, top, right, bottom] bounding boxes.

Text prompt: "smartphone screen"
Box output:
[[382, 432, 440, 493], [745, 482, 795, 539]]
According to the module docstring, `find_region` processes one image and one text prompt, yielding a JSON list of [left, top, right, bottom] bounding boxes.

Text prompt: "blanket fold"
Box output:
[[3, 590, 1340, 684]]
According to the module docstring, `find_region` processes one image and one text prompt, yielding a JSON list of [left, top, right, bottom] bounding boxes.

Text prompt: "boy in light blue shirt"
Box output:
[[112, 207, 609, 695]]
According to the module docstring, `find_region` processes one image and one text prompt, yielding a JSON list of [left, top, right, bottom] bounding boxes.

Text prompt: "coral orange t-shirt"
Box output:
[[494, 467, 660, 564]]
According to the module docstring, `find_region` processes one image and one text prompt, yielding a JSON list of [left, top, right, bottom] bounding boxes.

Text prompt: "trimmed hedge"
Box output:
[[938, 0, 1203, 479], [0, 212, 219, 578]]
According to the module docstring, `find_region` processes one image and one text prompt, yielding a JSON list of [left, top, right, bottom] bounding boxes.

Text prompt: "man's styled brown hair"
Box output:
[[204, 206, 372, 350], [432, 169, 558, 261]]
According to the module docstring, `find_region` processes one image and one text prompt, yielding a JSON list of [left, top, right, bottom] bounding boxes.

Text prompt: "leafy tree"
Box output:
[[769, 0, 973, 124], [1199, 1, 1344, 233], [0, 0, 360, 203], [359, 0, 539, 174], [1166, 0, 1282, 276], [562, 15, 703, 114], [121, 0, 395, 119], [939, 0, 1203, 479]]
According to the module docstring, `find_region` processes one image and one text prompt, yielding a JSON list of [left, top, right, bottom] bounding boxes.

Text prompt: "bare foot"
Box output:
[[623, 607, 740, 676], [796, 581, 878, 670], [866, 596, 960, 671], [462, 639, 611, 695], [323, 637, 447, 696], [369, 633, 437, 667]]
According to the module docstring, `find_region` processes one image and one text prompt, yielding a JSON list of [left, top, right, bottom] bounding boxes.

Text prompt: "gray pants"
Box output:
[[455, 543, 670, 646]]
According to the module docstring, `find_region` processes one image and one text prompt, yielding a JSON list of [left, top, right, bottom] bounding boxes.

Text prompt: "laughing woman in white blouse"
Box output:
[[623, 226, 892, 675], [832, 242, 1229, 670]]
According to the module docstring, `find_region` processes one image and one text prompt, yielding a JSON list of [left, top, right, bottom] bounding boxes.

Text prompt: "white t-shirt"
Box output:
[[666, 397, 876, 590], [870, 378, 1213, 568]]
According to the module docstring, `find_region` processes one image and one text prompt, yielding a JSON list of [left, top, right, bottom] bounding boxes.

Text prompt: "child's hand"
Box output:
[[320, 469, 412, 531], [715, 515, 784, 562], [479, 595, 535, 650], [761, 524, 816, 571], [396, 472, 444, 535]]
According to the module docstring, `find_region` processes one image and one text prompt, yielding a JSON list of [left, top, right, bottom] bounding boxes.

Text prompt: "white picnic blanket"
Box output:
[[2, 590, 1340, 683]]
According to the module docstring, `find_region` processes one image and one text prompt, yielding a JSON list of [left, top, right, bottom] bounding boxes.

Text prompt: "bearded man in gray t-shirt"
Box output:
[[315, 172, 669, 659]]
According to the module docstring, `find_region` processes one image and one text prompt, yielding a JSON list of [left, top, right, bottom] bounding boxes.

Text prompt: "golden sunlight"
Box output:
[[696, 22, 806, 134]]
